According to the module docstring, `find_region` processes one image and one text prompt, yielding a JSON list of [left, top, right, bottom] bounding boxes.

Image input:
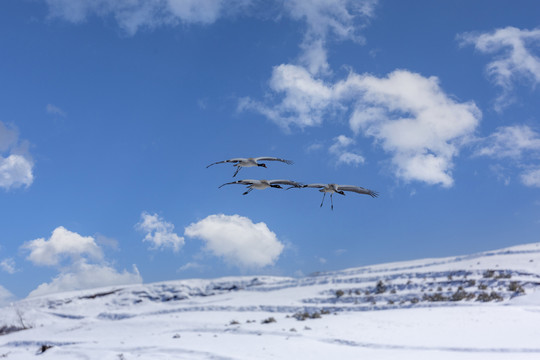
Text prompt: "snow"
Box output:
[[1, 242, 540, 359]]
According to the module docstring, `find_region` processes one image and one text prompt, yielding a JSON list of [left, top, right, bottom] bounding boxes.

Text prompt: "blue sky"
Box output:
[[1, 0, 540, 302]]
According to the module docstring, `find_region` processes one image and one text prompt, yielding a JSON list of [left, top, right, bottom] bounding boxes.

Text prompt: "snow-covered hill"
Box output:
[[2, 243, 540, 359]]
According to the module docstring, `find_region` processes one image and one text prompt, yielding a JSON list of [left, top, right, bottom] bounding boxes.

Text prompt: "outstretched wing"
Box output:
[[337, 185, 378, 198], [218, 179, 258, 188], [301, 183, 327, 189], [254, 157, 294, 165], [206, 158, 246, 168], [268, 179, 303, 187]]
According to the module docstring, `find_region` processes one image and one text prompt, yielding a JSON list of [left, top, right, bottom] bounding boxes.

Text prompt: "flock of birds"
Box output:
[[207, 156, 378, 210]]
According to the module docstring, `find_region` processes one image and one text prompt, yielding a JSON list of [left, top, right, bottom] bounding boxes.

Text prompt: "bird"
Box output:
[[219, 179, 303, 195], [207, 157, 293, 177], [301, 183, 378, 210]]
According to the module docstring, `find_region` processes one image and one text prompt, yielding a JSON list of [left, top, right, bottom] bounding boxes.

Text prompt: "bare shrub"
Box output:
[[261, 317, 276, 324]]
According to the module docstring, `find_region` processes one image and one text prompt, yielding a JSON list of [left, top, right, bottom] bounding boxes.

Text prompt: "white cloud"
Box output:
[[22, 226, 103, 266], [46, 103, 67, 117], [0, 155, 34, 189], [329, 134, 365, 166], [521, 168, 540, 188], [1, 258, 16, 274], [0, 122, 34, 190], [28, 260, 142, 298], [95, 233, 120, 250], [238, 64, 338, 130], [43, 0, 376, 73], [136, 212, 184, 252], [476, 125, 540, 158], [0, 122, 18, 152], [346, 70, 481, 187], [178, 262, 205, 272], [22, 227, 142, 297], [244, 67, 480, 187], [476, 125, 540, 188], [0, 285, 15, 307], [44, 0, 253, 35], [184, 214, 284, 269], [459, 26, 540, 110], [284, 0, 377, 74]]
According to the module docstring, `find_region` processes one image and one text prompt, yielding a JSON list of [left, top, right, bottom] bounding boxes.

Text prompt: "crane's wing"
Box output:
[[218, 179, 258, 188], [268, 179, 303, 187], [206, 158, 245, 168], [254, 157, 294, 165], [337, 185, 378, 198], [301, 183, 327, 189]]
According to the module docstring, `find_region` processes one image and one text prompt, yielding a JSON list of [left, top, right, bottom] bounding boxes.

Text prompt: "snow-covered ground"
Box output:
[[1, 243, 540, 359]]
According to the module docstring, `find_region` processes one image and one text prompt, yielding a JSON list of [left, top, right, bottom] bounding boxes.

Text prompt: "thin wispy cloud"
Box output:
[[329, 135, 365, 166], [475, 125, 540, 159], [136, 212, 184, 252], [184, 214, 284, 269], [283, 0, 377, 75], [44, 0, 254, 35], [459, 26, 540, 110], [476, 125, 540, 188], [46, 103, 67, 117], [521, 168, 540, 188], [0, 121, 34, 190], [177, 262, 206, 272], [0, 258, 17, 274]]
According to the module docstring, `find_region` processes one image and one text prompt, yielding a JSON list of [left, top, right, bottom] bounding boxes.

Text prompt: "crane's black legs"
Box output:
[[242, 187, 253, 195], [233, 166, 241, 177], [331, 193, 334, 211], [320, 192, 326, 207]]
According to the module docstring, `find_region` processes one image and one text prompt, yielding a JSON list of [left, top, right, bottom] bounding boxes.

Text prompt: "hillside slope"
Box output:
[[1, 243, 540, 359]]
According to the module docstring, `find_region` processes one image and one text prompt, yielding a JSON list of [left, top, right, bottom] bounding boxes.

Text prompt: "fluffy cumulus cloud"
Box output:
[[23, 226, 103, 266], [0, 121, 34, 190], [344, 70, 481, 187], [28, 260, 142, 298], [22, 226, 142, 297], [44, 0, 253, 35], [136, 212, 184, 252], [459, 26, 540, 110], [244, 66, 481, 187], [329, 135, 365, 166], [239, 64, 337, 130], [184, 214, 284, 269]]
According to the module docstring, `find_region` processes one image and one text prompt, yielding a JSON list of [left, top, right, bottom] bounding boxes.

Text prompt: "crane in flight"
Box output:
[[219, 179, 303, 195], [207, 157, 293, 177], [301, 183, 378, 210]]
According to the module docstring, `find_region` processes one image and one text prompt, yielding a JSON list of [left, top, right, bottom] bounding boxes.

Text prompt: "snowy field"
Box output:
[[1, 243, 540, 359]]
